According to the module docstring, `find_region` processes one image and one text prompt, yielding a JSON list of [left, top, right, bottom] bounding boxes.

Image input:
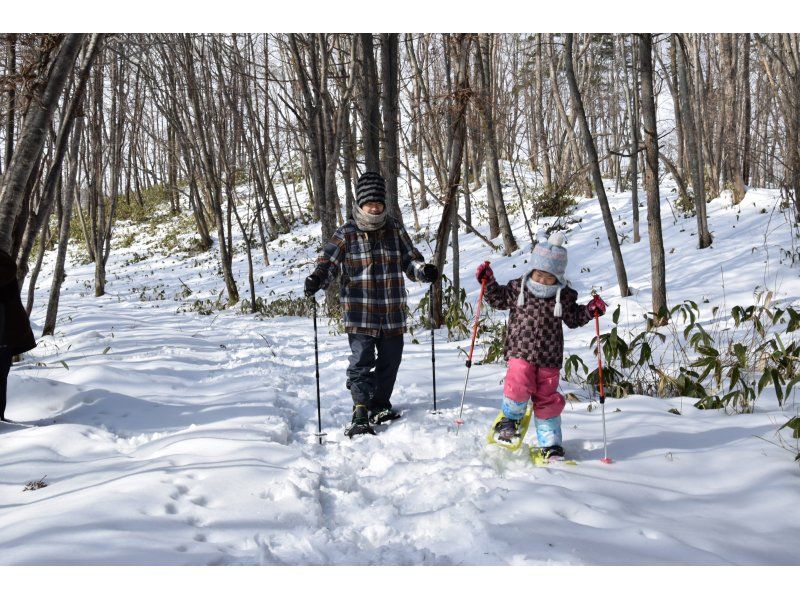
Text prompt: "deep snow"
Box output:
[[1, 170, 799, 566]]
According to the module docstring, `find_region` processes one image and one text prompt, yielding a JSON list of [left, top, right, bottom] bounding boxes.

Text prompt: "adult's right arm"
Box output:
[[312, 227, 347, 290]]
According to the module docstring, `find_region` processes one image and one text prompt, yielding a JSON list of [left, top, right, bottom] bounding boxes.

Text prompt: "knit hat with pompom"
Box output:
[[517, 232, 569, 316]]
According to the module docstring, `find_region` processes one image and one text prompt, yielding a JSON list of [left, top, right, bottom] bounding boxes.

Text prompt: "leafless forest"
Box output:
[[1, 33, 798, 331]]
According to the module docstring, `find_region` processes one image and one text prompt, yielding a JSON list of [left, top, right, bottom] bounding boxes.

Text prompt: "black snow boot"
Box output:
[[369, 407, 401, 425], [345, 404, 375, 438]]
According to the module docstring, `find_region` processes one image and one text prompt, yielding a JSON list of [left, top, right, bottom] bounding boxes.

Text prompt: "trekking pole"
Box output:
[[592, 290, 612, 464], [429, 282, 439, 414], [455, 262, 490, 435], [311, 297, 326, 445]]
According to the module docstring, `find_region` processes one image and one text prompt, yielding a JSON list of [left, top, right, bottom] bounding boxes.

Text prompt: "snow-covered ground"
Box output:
[[2, 170, 799, 566]]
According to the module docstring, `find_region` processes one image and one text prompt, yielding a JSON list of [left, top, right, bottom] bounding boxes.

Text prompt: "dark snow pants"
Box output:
[[346, 332, 404, 411]]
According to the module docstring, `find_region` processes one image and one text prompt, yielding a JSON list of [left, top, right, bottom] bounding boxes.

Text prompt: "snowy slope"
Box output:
[[1, 171, 799, 565]]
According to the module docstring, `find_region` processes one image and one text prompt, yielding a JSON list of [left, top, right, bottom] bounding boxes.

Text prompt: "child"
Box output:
[[476, 232, 606, 458]]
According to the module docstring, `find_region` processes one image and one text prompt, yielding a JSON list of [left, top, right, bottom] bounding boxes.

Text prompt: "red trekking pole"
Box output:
[[455, 262, 490, 435], [591, 290, 612, 464]]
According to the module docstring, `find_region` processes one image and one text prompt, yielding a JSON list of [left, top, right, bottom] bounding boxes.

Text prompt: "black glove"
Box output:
[[419, 264, 439, 283], [304, 274, 322, 297]]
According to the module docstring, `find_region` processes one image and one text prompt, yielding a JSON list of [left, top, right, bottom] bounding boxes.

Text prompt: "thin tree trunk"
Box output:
[[565, 34, 631, 298], [25, 217, 50, 314], [359, 33, 381, 173], [42, 116, 84, 335], [742, 34, 753, 185], [638, 33, 668, 325], [676, 34, 712, 248], [719, 33, 747, 203], [474, 34, 517, 254], [432, 34, 472, 327], [621, 35, 641, 243], [380, 34, 402, 221], [16, 33, 103, 284], [3, 34, 17, 172]]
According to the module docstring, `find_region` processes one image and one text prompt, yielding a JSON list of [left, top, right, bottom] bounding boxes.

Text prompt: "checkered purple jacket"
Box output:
[[485, 277, 592, 368], [313, 217, 425, 335]]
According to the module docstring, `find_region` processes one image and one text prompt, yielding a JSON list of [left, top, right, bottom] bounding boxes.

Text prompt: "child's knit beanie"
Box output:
[[518, 232, 568, 316], [531, 231, 568, 285]]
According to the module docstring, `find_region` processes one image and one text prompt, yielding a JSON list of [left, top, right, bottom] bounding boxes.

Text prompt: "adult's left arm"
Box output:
[[396, 224, 426, 281]]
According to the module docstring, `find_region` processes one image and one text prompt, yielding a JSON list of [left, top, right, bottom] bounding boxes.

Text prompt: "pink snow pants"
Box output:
[[503, 358, 565, 420]]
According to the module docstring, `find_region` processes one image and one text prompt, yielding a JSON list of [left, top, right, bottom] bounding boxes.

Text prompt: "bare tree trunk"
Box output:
[[25, 203, 51, 314], [719, 33, 747, 203], [742, 34, 752, 185], [16, 33, 103, 285], [0, 33, 85, 255], [432, 34, 472, 327], [638, 34, 668, 325], [42, 118, 83, 334], [473, 34, 517, 255], [676, 34, 712, 248], [565, 34, 631, 298], [380, 33, 402, 221], [535, 34, 552, 188], [622, 36, 641, 244], [3, 34, 17, 172], [359, 34, 381, 173], [181, 35, 239, 303]]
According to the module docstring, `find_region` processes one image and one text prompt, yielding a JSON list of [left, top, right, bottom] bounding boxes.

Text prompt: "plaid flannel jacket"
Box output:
[[485, 277, 592, 368], [313, 217, 426, 335]]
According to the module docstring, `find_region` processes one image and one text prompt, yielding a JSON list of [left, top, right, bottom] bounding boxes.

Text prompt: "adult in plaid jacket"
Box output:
[[305, 172, 438, 436]]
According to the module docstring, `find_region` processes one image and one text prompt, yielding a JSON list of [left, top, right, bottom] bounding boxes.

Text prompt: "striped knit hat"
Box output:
[[356, 171, 386, 207]]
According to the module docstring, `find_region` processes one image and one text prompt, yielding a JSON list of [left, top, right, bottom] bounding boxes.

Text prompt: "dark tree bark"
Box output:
[[473, 34, 517, 255], [380, 34, 402, 221], [16, 33, 103, 286], [359, 33, 381, 173], [432, 34, 472, 327], [719, 33, 747, 203], [742, 34, 752, 185], [43, 116, 84, 336], [620, 35, 641, 244], [638, 33, 668, 325], [3, 34, 17, 173], [535, 34, 552, 189], [676, 34, 712, 248], [182, 35, 239, 303], [0, 33, 85, 255], [565, 34, 631, 298]]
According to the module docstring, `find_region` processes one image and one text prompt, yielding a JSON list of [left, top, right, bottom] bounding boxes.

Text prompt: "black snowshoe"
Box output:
[[345, 404, 375, 438], [369, 408, 401, 426]]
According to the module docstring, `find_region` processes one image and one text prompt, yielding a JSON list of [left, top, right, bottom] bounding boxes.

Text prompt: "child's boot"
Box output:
[[494, 417, 521, 443], [494, 396, 528, 444], [534, 415, 563, 457]]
